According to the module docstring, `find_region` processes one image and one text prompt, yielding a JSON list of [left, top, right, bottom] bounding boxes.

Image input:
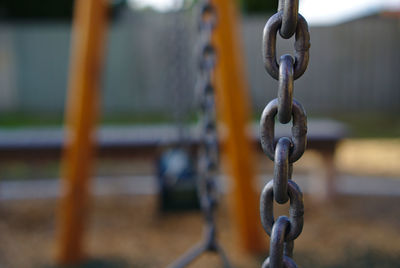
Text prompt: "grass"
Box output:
[[252, 112, 400, 138], [333, 113, 400, 138], [0, 112, 64, 128], [0, 111, 399, 138], [0, 112, 198, 128]]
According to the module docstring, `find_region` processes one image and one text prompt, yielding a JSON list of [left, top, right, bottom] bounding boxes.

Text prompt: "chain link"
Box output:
[[277, 55, 294, 124], [260, 1, 311, 267], [260, 98, 307, 163], [278, 0, 299, 39], [169, 1, 231, 267], [273, 137, 291, 204], [262, 12, 310, 80]]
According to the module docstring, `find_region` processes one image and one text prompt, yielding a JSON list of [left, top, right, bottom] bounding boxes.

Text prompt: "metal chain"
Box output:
[[168, 1, 231, 267], [260, 0, 310, 267], [167, 7, 191, 144], [196, 0, 220, 248]]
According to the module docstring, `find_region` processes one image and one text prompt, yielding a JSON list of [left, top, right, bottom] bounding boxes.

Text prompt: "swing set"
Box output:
[[5, 0, 400, 266], [57, 0, 264, 266]]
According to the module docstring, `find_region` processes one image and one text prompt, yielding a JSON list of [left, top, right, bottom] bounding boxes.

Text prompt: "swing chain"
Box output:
[[260, 0, 310, 267], [197, 0, 219, 236], [168, 2, 232, 267]]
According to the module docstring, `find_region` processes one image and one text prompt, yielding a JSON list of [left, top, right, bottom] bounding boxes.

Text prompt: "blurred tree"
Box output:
[[0, 0, 126, 21], [0, 0, 74, 20], [240, 0, 278, 13]]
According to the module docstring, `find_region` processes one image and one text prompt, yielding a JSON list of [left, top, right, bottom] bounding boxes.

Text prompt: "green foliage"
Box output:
[[0, 0, 126, 21], [0, 0, 74, 20], [240, 0, 278, 13]]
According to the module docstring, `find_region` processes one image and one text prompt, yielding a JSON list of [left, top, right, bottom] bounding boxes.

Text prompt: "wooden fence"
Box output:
[[0, 11, 398, 118]]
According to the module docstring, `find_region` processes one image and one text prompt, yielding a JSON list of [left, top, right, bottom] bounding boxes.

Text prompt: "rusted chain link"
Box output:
[[169, 1, 231, 267], [260, 1, 311, 267]]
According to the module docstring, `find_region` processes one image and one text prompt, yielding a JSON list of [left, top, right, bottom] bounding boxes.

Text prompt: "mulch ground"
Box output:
[[1, 193, 400, 268]]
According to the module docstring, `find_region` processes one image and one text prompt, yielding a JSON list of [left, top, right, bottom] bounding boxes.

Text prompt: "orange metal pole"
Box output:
[[212, 0, 265, 253], [56, 0, 108, 264]]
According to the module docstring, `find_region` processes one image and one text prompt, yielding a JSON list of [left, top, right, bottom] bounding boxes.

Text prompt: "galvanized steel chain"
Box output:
[[169, 1, 231, 267], [260, 0, 310, 267]]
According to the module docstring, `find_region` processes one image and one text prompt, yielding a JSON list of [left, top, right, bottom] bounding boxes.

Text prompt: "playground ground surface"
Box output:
[[0, 137, 399, 267], [0, 192, 400, 268]]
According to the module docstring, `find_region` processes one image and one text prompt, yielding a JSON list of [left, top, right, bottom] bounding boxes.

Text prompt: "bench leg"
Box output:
[[321, 150, 337, 199], [310, 149, 337, 201]]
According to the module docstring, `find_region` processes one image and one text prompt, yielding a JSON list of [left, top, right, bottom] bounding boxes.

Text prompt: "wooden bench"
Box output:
[[0, 120, 348, 198]]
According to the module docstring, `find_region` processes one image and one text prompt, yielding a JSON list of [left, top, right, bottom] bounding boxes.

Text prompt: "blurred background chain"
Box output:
[[168, 0, 231, 267]]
